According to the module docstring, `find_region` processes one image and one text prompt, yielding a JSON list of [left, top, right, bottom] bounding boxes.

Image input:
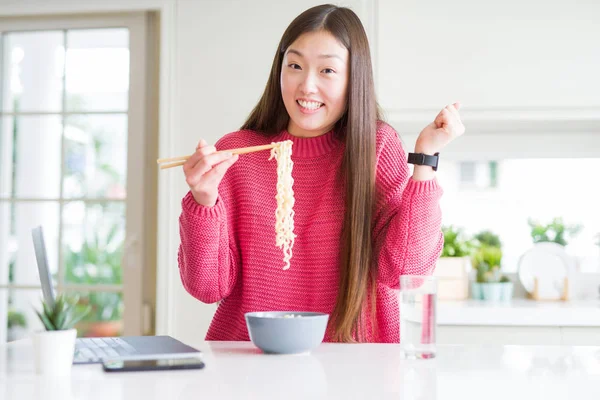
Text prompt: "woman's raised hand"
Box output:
[[415, 102, 465, 155]]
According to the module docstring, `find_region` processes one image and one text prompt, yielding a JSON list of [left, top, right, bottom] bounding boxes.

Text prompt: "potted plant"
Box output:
[[77, 292, 124, 337], [32, 293, 90, 375], [474, 230, 502, 248], [434, 225, 474, 300], [64, 223, 124, 337], [7, 308, 27, 342], [441, 225, 474, 258], [527, 217, 582, 246], [471, 230, 513, 302], [525, 217, 582, 286]]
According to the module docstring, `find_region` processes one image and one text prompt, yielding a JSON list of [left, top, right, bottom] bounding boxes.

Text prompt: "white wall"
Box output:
[[2, 0, 599, 343]]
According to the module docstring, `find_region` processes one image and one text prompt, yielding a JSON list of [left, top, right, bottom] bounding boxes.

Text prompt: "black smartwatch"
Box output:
[[407, 152, 439, 171]]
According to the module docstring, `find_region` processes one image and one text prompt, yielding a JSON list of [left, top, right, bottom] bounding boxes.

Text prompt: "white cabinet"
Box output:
[[436, 298, 600, 345], [376, 0, 600, 111], [438, 326, 562, 346], [439, 326, 600, 346], [375, 0, 600, 142], [560, 327, 600, 346]]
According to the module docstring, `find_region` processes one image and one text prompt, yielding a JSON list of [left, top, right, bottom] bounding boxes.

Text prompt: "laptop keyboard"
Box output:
[[74, 337, 138, 363]]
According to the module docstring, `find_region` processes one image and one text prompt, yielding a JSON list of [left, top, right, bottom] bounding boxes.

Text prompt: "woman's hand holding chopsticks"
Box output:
[[157, 141, 282, 205], [183, 139, 239, 207]]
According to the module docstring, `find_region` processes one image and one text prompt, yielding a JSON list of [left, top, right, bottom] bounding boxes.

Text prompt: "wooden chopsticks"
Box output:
[[157, 143, 278, 169]]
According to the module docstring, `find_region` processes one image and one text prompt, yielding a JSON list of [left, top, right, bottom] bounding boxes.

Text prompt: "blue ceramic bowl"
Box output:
[[245, 311, 329, 354]]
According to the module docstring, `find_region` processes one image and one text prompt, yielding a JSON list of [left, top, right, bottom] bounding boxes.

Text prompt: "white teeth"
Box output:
[[297, 100, 323, 110]]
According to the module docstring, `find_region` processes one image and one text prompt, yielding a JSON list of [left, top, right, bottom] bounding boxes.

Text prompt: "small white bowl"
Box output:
[[244, 311, 329, 354]]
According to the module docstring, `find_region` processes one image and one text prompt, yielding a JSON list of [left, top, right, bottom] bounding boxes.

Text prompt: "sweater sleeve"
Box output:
[[177, 190, 240, 304], [372, 124, 444, 289]]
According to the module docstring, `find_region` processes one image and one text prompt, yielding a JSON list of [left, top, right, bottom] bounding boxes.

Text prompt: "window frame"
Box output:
[[0, 12, 156, 340]]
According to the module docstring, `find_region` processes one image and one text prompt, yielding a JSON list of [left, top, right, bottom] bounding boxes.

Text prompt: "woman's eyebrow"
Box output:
[[286, 48, 343, 61]]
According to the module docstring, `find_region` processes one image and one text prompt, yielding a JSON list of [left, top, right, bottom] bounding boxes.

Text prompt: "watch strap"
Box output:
[[407, 152, 439, 171]]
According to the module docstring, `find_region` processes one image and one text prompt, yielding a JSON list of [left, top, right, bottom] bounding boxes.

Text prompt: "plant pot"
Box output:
[[471, 282, 513, 302], [32, 329, 77, 375], [470, 282, 482, 299], [7, 326, 28, 342]]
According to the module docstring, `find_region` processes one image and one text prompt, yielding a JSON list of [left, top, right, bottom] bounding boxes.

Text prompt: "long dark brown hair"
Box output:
[[241, 4, 381, 342]]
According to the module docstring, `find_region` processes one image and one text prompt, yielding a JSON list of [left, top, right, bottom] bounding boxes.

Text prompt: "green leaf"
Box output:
[[34, 293, 89, 331], [472, 245, 503, 279], [52, 296, 65, 324], [106, 224, 118, 247], [474, 230, 502, 248], [62, 220, 125, 322], [7, 310, 27, 328], [528, 217, 583, 246], [35, 309, 56, 331], [65, 305, 91, 329], [54, 307, 68, 330], [42, 301, 54, 322], [441, 225, 474, 258]]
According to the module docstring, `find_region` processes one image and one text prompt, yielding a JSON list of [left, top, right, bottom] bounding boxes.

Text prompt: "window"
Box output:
[[0, 13, 155, 343], [438, 158, 600, 273], [458, 161, 498, 189]]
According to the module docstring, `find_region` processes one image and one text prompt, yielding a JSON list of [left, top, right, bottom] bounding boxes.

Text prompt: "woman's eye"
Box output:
[[322, 68, 335, 74], [289, 63, 301, 70]]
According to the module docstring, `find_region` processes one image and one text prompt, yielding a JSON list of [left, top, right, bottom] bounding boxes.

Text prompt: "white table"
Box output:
[[1, 338, 600, 399]]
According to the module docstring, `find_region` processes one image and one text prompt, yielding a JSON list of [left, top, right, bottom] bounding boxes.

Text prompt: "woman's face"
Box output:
[[281, 30, 349, 138]]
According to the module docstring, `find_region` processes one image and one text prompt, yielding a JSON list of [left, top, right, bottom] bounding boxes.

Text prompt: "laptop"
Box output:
[[32, 226, 201, 364]]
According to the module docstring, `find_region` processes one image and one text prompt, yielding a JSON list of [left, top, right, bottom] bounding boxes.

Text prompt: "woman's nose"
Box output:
[[299, 73, 318, 94]]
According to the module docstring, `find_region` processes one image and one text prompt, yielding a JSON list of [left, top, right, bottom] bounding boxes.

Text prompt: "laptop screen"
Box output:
[[31, 226, 56, 308]]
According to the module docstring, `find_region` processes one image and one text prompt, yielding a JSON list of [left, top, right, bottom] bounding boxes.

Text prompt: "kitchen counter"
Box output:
[[1, 338, 599, 399], [438, 298, 600, 326]]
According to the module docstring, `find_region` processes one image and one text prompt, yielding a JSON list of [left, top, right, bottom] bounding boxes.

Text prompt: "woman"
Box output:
[[178, 4, 464, 343]]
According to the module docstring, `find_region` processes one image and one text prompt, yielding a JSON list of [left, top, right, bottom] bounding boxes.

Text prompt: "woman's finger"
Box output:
[[184, 145, 217, 171], [448, 104, 466, 136], [445, 104, 461, 126], [201, 151, 235, 169], [185, 158, 211, 187], [204, 154, 239, 182], [436, 108, 453, 129], [434, 108, 446, 128], [183, 150, 204, 172], [197, 145, 217, 157], [196, 138, 207, 150], [186, 152, 234, 186]]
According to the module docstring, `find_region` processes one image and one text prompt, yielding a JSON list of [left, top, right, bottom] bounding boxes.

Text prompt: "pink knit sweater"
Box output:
[[178, 122, 443, 343]]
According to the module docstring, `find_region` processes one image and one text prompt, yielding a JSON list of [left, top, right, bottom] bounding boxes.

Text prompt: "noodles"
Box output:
[[268, 140, 296, 270]]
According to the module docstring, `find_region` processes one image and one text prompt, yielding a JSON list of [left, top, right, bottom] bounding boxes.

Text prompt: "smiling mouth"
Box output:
[[296, 99, 324, 111]]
